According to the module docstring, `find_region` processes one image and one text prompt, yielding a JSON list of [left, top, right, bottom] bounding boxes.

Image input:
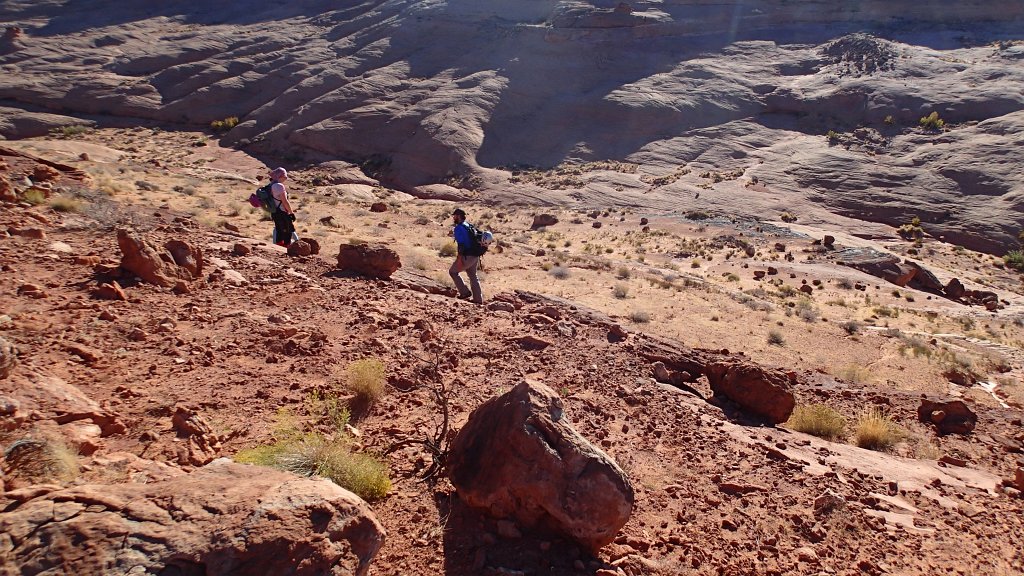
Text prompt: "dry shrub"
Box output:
[[613, 283, 629, 299], [3, 438, 79, 484], [347, 358, 386, 404], [855, 408, 902, 451], [49, 196, 83, 212], [235, 411, 390, 501], [786, 404, 846, 440], [437, 241, 457, 257]]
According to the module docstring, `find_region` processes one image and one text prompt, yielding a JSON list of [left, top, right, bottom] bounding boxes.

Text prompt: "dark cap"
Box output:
[[452, 208, 466, 217]]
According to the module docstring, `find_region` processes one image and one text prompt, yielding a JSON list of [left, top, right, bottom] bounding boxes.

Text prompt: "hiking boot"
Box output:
[[457, 293, 472, 300]]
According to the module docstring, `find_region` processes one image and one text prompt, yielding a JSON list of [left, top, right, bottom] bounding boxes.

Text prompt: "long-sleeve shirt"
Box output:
[[453, 222, 472, 255]]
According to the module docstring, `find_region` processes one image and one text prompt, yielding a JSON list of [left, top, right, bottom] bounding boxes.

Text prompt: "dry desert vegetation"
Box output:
[[1, 2, 1024, 576]]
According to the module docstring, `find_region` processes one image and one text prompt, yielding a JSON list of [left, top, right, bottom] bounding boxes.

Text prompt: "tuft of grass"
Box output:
[[919, 111, 945, 131], [613, 283, 629, 299], [786, 404, 847, 440], [549, 266, 570, 279], [3, 438, 79, 484], [236, 435, 390, 501], [855, 408, 903, 451], [306, 388, 351, 430], [840, 320, 862, 335], [437, 241, 457, 257], [50, 124, 92, 138], [347, 358, 386, 405], [837, 364, 871, 384], [780, 212, 798, 223], [767, 330, 785, 346], [616, 266, 631, 280], [23, 188, 47, 205], [629, 310, 651, 323], [210, 116, 239, 133]]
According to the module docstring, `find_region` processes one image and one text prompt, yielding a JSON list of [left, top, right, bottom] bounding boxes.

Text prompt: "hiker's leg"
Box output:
[[272, 212, 289, 246], [465, 256, 483, 303], [449, 258, 470, 298], [280, 214, 295, 247]]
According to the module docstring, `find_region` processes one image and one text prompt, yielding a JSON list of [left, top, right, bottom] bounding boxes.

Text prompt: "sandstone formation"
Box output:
[[1, 3, 1022, 252], [0, 460, 386, 576], [448, 381, 634, 551], [336, 242, 401, 279]]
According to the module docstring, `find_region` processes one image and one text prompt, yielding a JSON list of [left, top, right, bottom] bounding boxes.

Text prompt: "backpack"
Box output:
[[248, 183, 279, 212], [464, 222, 492, 257]]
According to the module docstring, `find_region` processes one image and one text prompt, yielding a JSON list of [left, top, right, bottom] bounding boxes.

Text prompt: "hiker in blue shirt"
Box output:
[[449, 208, 484, 304]]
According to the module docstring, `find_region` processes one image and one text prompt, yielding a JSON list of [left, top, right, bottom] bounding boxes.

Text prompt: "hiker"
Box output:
[[449, 208, 484, 304], [268, 167, 297, 246]]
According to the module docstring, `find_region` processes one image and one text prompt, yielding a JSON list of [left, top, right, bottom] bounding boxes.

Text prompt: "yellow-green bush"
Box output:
[[2, 438, 79, 484], [347, 358, 386, 404], [786, 404, 846, 440], [855, 408, 903, 451]]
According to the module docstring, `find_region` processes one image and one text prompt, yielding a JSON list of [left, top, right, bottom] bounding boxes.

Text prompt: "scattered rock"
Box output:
[[512, 335, 553, 350], [799, 284, 813, 294], [232, 243, 250, 256], [336, 242, 401, 279], [92, 281, 127, 301], [531, 214, 558, 230], [0, 460, 386, 576], [448, 381, 634, 551], [17, 283, 47, 298], [8, 227, 46, 239], [369, 202, 388, 212], [287, 239, 313, 257], [823, 235, 835, 247], [640, 218, 649, 225], [488, 301, 516, 313], [592, 221, 603, 229], [945, 278, 966, 299], [918, 399, 977, 435], [0, 336, 17, 379]]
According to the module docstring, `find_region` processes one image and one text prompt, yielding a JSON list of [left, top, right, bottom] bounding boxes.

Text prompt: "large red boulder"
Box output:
[[448, 381, 634, 551], [706, 361, 796, 424], [0, 460, 385, 576], [336, 242, 401, 279]]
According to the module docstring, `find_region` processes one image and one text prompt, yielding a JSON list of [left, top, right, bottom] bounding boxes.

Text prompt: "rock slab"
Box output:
[[0, 460, 385, 576], [336, 242, 401, 279], [706, 361, 797, 424], [448, 380, 634, 551]]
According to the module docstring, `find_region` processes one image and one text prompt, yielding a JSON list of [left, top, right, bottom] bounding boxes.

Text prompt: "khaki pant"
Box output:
[[449, 255, 482, 303]]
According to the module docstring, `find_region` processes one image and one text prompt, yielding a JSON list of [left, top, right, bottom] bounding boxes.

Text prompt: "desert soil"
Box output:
[[1, 130, 1023, 575]]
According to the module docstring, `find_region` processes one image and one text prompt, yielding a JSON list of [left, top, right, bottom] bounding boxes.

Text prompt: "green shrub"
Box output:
[[1004, 250, 1024, 271], [306, 388, 351, 430], [826, 129, 841, 142], [919, 111, 945, 131], [780, 212, 797, 223], [840, 320, 862, 335], [210, 116, 240, 133], [50, 125, 92, 138], [883, 115, 895, 125], [786, 404, 847, 440]]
